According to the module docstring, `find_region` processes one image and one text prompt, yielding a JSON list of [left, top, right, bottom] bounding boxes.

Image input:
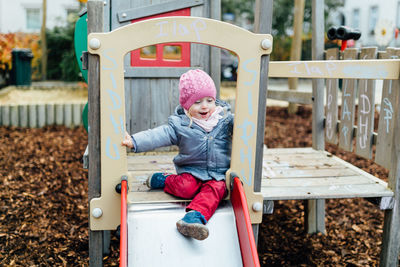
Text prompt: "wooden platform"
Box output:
[[126, 147, 394, 205], [261, 147, 393, 200]]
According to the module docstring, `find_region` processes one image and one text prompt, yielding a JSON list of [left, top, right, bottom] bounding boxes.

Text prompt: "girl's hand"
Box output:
[[121, 131, 134, 148]]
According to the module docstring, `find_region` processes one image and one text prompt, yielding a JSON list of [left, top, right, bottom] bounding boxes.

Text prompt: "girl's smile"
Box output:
[[189, 97, 216, 120]]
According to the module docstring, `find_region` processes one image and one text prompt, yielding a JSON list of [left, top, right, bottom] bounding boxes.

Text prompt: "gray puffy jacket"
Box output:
[[131, 100, 234, 181]]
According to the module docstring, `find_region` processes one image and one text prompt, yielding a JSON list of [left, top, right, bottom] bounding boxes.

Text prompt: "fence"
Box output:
[[0, 102, 85, 128]]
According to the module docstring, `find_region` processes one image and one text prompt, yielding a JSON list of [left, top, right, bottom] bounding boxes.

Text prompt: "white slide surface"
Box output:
[[127, 201, 243, 266]]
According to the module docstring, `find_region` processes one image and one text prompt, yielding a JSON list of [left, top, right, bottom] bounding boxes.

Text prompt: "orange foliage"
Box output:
[[0, 32, 42, 79], [77, 81, 88, 89]]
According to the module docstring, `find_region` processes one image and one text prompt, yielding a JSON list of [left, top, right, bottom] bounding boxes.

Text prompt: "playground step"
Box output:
[[127, 201, 243, 267]]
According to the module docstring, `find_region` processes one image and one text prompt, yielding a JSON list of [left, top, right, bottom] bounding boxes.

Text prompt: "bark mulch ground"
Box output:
[[0, 106, 398, 266]]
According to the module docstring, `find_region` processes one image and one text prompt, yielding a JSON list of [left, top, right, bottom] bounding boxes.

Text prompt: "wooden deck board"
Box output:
[[262, 175, 381, 187], [263, 158, 343, 167], [261, 183, 393, 200], [263, 168, 357, 179], [126, 147, 393, 203]]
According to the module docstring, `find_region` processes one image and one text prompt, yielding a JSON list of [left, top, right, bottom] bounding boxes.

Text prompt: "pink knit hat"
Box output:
[[179, 69, 216, 110]]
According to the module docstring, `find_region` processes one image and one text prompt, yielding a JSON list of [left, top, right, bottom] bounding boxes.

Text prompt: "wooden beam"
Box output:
[[366, 197, 395, 210], [307, 0, 326, 235], [254, 0, 273, 245], [355, 47, 377, 160], [255, 0, 273, 192], [124, 67, 200, 78], [338, 48, 358, 152], [117, 0, 204, 22], [87, 1, 103, 266], [376, 48, 400, 169], [325, 48, 339, 145], [269, 59, 400, 79], [288, 0, 305, 114], [267, 89, 312, 104], [263, 200, 274, 214], [40, 0, 47, 80], [210, 0, 221, 98], [380, 79, 400, 266]]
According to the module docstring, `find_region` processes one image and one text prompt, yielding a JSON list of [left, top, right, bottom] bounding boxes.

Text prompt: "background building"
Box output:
[[341, 0, 400, 47], [0, 0, 80, 33]]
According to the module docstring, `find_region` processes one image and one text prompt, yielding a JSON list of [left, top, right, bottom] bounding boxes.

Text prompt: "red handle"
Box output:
[[231, 176, 260, 267], [120, 179, 128, 267], [340, 40, 347, 51]]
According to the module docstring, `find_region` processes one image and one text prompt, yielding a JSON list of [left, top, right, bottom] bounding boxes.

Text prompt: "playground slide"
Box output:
[[125, 177, 260, 267], [127, 201, 243, 266]]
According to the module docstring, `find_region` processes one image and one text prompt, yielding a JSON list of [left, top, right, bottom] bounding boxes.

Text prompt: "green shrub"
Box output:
[[46, 18, 82, 81], [271, 35, 312, 61]]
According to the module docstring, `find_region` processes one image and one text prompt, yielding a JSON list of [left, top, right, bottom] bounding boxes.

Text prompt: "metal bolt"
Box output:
[[122, 13, 127, 18], [261, 39, 272, 50], [92, 208, 103, 218], [89, 38, 101, 50], [252, 202, 263, 212]]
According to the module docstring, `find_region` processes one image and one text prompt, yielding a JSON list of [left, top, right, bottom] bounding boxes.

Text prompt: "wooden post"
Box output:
[[380, 78, 400, 266], [338, 48, 358, 152], [305, 0, 326, 234], [29, 105, 38, 128], [40, 0, 47, 80], [254, 0, 273, 243], [19, 105, 28, 127], [355, 48, 377, 160], [325, 48, 339, 145], [210, 0, 221, 98], [288, 0, 305, 114], [10, 105, 19, 127], [37, 104, 46, 128], [55, 104, 64, 125], [87, 1, 104, 266], [46, 104, 55, 125], [1, 105, 10, 126]]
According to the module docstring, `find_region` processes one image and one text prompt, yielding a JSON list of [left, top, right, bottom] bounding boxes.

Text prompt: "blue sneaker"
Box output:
[[146, 172, 169, 189], [176, 210, 209, 240]]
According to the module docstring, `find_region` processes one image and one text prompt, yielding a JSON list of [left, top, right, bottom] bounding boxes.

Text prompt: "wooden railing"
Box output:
[[267, 47, 400, 168]]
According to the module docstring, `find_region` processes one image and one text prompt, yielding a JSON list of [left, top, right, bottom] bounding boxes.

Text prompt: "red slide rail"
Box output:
[[231, 175, 261, 267], [120, 178, 128, 267]]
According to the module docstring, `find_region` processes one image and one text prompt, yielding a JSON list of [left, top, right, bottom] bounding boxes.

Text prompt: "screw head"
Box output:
[[92, 208, 103, 218], [261, 39, 272, 50], [252, 202, 263, 212], [89, 38, 101, 50]]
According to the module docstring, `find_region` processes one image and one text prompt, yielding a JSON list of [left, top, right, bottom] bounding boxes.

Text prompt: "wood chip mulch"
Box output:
[[0, 106, 399, 266]]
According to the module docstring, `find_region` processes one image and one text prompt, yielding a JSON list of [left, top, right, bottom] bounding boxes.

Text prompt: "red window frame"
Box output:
[[130, 8, 191, 67]]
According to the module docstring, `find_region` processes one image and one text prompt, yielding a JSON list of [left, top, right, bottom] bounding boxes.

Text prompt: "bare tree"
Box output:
[[40, 0, 47, 80]]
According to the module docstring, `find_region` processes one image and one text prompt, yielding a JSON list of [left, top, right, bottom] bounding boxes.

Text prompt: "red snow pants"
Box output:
[[164, 173, 227, 222]]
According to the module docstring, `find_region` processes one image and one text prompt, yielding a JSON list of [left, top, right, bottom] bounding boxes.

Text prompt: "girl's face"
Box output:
[[189, 97, 216, 120]]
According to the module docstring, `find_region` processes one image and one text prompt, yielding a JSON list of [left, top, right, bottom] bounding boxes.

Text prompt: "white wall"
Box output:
[[0, 0, 80, 33], [342, 0, 400, 47]]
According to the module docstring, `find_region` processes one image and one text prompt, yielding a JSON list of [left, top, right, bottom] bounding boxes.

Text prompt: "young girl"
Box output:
[[122, 69, 233, 241]]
